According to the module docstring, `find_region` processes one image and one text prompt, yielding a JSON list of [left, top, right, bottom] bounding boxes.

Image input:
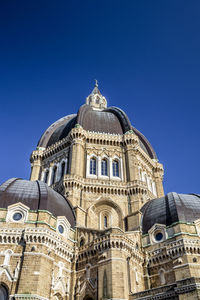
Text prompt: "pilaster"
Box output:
[[30, 150, 44, 181]]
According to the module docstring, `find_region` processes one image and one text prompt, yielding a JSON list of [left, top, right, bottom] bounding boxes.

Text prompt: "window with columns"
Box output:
[[87, 154, 122, 180]]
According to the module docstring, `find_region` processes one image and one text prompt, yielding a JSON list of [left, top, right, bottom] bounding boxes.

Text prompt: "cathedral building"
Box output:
[[0, 84, 200, 300]]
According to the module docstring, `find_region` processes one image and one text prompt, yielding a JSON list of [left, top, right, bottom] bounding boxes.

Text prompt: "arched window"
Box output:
[[44, 170, 49, 183], [112, 160, 119, 177], [61, 161, 66, 178], [101, 159, 108, 176], [104, 216, 108, 228], [0, 285, 8, 300], [52, 166, 57, 184], [90, 158, 96, 175]]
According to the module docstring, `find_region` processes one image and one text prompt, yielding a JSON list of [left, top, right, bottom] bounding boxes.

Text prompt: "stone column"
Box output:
[[86, 155, 90, 177], [127, 257, 131, 293], [64, 159, 68, 175], [109, 157, 112, 178], [152, 181, 157, 196], [40, 170, 45, 181], [56, 163, 61, 182], [120, 157, 124, 181], [48, 166, 53, 186], [98, 156, 101, 178]]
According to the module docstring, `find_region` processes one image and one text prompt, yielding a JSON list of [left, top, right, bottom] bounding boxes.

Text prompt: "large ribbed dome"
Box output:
[[37, 87, 157, 159], [141, 192, 200, 234], [0, 178, 76, 227]]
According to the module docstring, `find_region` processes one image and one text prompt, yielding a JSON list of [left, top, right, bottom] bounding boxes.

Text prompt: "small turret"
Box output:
[[86, 80, 107, 109]]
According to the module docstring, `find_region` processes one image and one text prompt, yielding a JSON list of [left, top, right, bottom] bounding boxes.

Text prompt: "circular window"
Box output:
[[13, 212, 23, 221], [155, 232, 163, 241], [58, 225, 64, 234]]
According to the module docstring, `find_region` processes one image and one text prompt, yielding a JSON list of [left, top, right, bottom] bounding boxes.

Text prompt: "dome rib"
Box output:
[[77, 104, 124, 134], [104, 106, 132, 133], [132, 127, 157, 159], [37, 114, 77, 148], [0, 178, 19, 193]]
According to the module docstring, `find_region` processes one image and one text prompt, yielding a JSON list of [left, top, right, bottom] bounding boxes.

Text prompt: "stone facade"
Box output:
[[0, 85, 200, 299]]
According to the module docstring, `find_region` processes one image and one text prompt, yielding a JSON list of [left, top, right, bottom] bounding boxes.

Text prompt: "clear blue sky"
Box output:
[[0, 1, 200, 194]]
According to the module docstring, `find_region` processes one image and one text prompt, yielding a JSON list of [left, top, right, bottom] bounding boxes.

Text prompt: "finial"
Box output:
[[95, 79, 98, 87]]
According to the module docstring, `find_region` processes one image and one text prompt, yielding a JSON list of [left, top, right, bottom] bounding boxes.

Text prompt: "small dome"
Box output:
[[0, 178, 76, 227], [141, 192, 200, 234]]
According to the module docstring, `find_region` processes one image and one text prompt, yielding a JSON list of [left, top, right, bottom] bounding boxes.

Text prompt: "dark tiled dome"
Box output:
[[141, 192, 200, 234], [0, 178, 76, 227], [37, 103, 157, 159]]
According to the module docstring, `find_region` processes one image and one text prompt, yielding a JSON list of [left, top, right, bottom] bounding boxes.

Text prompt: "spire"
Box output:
[[91, 79, 102, 96], [85, 80, 107, 109]]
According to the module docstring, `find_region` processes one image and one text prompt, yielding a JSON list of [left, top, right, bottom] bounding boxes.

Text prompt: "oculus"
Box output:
[[58, 225, 64, 234], [155, 232, 163, 241], [13, 212, 23, 221]]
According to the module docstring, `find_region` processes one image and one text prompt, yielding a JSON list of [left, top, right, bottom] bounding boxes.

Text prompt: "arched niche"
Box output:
[[87, 198, 124, 230]]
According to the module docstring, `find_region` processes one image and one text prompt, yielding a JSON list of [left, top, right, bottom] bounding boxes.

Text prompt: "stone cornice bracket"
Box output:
[[30, 150, 44, 163], [70, 127, 87, 141], [153, 162, 164, 178], [123, 132, 139, 146]]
